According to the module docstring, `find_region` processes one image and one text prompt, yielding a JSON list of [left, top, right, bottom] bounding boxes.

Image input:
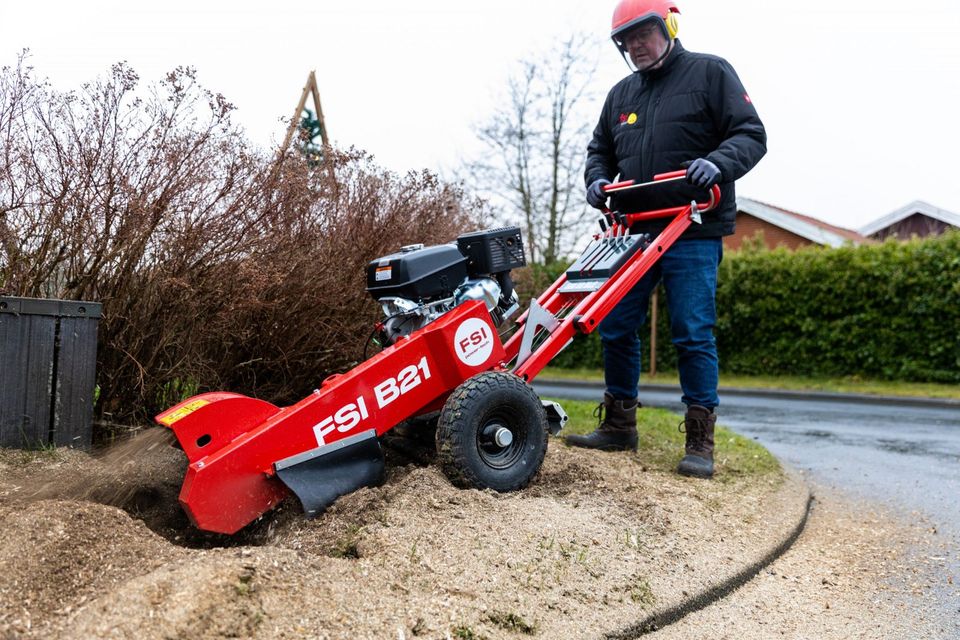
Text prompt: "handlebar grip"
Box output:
[[601, 179, 633, 193], [601, 169, 689, 195], [653, 170, 687, 180]]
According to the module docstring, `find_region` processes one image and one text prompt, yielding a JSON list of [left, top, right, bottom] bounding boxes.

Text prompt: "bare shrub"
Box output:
[[0, 53, 481, 430]]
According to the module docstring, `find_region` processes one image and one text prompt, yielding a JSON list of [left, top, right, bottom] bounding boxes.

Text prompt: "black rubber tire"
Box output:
[[436, 371, 548, 492]]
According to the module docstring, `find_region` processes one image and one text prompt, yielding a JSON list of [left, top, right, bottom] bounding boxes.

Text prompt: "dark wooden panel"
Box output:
[[0, 313, 55, 447], [52, 317, 99, 447], [0, 296, 101, 449]]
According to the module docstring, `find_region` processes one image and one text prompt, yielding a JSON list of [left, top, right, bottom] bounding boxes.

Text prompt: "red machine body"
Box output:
[[156, 300, 503, 533], [156, 171, 719, 534]]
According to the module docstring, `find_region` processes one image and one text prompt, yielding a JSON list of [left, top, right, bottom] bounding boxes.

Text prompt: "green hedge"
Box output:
[[547, 232, 960, 383], [717, 232, 960, 382]]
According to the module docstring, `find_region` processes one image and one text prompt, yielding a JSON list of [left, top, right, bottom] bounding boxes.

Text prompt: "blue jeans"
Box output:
[[599, 237, 723, 409]]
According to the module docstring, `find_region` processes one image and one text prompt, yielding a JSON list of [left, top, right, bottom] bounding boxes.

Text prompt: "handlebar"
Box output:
[[600, 170, 721, 219]]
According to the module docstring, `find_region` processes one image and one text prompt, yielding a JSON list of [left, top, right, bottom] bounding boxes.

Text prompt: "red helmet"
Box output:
[[611, 0, 680, 44]]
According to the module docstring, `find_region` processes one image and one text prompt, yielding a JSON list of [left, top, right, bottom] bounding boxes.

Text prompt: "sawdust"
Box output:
[[21, 428, 180, 506], [0, 500, 184, 635], [0, 428, 945, 639]]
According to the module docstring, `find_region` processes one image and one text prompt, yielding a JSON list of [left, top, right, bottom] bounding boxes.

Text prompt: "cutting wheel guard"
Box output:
[[155, 169, 718, 534]]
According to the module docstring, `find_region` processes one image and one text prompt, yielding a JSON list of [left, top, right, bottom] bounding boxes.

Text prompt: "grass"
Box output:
[[488, 611, 537, 634], [452, 626, 485, 640], [629, 576, 656, 607], [541, 366, 960, 400], [547, 397, 781, 481], [329, 524, 362, 559]]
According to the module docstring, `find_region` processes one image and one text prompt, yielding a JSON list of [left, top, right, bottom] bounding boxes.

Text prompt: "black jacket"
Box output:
[[585, 41, 766, 238]]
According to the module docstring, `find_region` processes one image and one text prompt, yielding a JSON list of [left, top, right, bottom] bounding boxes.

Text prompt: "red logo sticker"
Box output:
[[454, 318, 494, 367]]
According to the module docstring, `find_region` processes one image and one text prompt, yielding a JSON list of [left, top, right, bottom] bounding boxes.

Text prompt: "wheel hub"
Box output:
[[481, 423, 514, 449], [493, 427, 513, 448], [478, 420, 524, 469]]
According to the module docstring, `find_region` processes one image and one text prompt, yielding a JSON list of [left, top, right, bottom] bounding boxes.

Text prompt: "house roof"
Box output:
[[735, 197, 867, 248], [859, 200, 960, 237]]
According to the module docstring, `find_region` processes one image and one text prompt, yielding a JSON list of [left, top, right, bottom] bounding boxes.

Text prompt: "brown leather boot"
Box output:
[[565, 392, 639, 452], [677, 404, 716, 478]]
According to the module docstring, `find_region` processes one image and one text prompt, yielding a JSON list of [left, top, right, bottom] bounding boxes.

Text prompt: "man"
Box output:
[[565, 0, 766, 479]]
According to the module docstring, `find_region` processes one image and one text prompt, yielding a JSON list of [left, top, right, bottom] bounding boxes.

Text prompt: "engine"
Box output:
[[366, 227, 526, 345]]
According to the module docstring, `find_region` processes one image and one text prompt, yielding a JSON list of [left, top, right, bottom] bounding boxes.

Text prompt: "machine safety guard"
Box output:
[[156, 170, 720, 534]]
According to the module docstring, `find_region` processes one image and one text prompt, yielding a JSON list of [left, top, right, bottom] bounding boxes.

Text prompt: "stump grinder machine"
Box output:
[[156, 172, 720, 534]]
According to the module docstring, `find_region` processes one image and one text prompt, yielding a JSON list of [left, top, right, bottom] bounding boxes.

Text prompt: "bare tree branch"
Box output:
[[465, 33, 600, 265]]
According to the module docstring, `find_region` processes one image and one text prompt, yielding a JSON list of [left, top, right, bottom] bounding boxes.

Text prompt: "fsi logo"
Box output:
[[454, 317, 494, 366]]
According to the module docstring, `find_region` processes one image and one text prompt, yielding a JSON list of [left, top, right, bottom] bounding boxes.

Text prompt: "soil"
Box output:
[[0, 427, 938, 639]]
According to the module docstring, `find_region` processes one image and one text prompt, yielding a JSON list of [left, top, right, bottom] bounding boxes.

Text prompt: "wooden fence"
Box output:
[[0, 296, 101, 448]]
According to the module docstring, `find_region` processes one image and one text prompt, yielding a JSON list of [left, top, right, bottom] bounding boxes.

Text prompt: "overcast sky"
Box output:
[[2, 0, 959, 230]]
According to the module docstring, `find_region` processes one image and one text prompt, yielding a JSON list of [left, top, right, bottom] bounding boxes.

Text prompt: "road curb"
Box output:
[[605, 469, 814, 639], [538, 377, 960, 410]]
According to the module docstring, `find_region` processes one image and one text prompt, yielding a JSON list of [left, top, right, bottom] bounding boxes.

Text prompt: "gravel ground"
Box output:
[[651, 476, 959, 640]]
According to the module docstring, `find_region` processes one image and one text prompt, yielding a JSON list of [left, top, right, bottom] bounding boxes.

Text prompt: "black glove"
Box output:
[[685, 159, 722, 189], [586, 179, 611, 209]]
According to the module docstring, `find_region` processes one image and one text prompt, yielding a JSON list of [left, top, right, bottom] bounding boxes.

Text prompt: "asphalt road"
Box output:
[[535, 380, 960, 522], [534, 379, 960, 621]]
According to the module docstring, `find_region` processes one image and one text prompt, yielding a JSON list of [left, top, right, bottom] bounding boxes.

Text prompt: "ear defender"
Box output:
[[665, 12, 679, 39]]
